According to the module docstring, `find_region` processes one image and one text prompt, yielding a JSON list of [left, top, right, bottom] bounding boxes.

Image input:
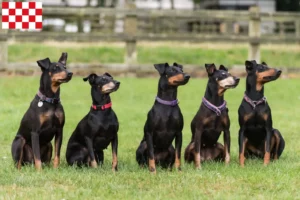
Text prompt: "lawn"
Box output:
[[7, 42, 300, 67], [0, 75, 299, 199]]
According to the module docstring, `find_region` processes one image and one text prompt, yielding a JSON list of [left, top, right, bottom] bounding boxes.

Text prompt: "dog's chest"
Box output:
[[39, 108, 64, 126]]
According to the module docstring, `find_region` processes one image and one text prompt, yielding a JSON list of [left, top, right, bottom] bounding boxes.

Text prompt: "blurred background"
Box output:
[[0, 0, 300, 77]]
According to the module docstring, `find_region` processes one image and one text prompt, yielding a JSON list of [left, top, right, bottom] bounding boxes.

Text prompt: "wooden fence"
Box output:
[[1, 4, 300, 70]]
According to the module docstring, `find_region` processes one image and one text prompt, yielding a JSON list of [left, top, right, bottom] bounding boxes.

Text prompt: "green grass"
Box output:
[[7, 42, 300, 67], [0, 76, 299, 199]]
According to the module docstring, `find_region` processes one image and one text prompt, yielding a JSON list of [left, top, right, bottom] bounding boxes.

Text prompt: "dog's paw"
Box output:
[[90, 160, 98, 168], [53, 157, 60, 168], [149, 167, 156, 174]]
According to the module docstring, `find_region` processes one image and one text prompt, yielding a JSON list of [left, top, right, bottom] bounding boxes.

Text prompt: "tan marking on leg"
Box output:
[[35, 159, 42, 171], [53, 156, 59, 168], [175, 151, 180, 169], [112, 152, 118, 172], [194, 152, 201, 169], [224, 143, 230, 164], [264, 141, 271, 166], [149, 159, 156, 174], [90, 160, 98, 168], [239, 138, 248, 167]]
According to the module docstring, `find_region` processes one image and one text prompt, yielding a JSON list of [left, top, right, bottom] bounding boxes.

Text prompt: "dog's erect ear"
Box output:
[[173, 62, 183, 69], [219, 65, 228, 71], [83, 73, 97, 85], [104, 72, 113, 78], [245, 60, 256, 72], [154, 63, 169, 75], [261, 61, 267, 66], [205, 63, 216, 76], [58, 52, 68, 65], [37, 58, 51, 71]]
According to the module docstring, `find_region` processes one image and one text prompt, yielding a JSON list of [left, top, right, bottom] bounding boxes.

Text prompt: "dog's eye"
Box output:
[[53, 66, 57, 71]]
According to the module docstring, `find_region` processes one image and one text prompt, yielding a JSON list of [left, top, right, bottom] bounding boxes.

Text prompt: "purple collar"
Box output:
[[37, 90, 60, 104], [244, 93, 266, 109], [156, 96, 179, 106], [202, 97, 227, 116]]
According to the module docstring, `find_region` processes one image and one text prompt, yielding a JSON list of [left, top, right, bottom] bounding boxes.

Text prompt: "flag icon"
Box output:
[[2, 2, 42, 30]]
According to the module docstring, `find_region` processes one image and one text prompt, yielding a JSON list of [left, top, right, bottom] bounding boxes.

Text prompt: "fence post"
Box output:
[[248, 6, 261, 63], [295, 20, 300, 40], [124, 2, 137, 65], [0, 18, 8, 69]]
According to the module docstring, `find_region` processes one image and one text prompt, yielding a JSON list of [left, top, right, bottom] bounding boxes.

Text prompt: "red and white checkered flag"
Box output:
[[2, 1, 42, 30]]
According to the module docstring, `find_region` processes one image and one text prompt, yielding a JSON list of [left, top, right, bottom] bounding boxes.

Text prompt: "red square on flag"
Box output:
[[2, 2, 43, 30]]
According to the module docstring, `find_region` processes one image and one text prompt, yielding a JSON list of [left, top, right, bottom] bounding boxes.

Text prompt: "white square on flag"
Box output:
[[2, 2, 43, 30]]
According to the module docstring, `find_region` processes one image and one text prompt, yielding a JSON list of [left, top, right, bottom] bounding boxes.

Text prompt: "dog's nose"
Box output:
[[277, 70, 282, 76], [184, 74, 190, 80], [235, 77, 240, 84], [115, 81, 120, 86], [67, 72, 73, 77]]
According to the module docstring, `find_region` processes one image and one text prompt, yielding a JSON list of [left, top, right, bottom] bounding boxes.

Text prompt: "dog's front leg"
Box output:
[[31, 131, 42, 171], [111, 136, 118, 172], [85, 136, 97, 168], [53, 128, 62, 168], [194, 125, 203, 169], [238, 127, 247, 167], [174, 132, 182, 170], [264, 126, 273, 166], [145, 132, 156, 174], [223, 128, 230, 165]]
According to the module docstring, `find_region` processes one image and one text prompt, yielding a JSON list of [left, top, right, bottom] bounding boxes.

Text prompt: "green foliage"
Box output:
[[0, 76, 299, 199]]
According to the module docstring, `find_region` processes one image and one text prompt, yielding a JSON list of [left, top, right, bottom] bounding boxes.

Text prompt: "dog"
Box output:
[[66, 73, 120, 171], [11, 52, 73, 170], [238, 60, 285, 167], [184, 64, 239, 169], [136, 63, 190, 173]]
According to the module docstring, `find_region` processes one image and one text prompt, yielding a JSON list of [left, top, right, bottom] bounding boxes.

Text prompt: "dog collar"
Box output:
[[155, 96, 179, 106], [244, 94, 267, 109], [202, 97, 227, 116], [92, 102, 112, 110], [37, 90, 60, 104]]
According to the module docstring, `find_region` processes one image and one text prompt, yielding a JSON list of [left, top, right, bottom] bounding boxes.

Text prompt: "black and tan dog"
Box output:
[[136, 63, 190, 174], [238, 60, 285, 167], [11, 53, 73, 170], [66, 73, 120, 171], [184, 64, 239, 169]]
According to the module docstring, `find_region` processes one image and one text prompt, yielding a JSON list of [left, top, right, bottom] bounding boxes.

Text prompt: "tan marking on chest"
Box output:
[[202, 115, 216, 125], [243, 113, 254, 122], [262, 113, 268, 121], [55, 110, 64, 124], [39, 110, 54, 125]]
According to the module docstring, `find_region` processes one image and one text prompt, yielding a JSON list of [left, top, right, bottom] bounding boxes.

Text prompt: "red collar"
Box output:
[[91, 102, 112, 110]]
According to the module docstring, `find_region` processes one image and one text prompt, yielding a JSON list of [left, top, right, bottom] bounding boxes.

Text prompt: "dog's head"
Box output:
[[83, 72, 120, 94], [205, 63, 240, 96], [154, 63, 190, 87], [245, 60, 281, 91], [37, 52, 73, 93]]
